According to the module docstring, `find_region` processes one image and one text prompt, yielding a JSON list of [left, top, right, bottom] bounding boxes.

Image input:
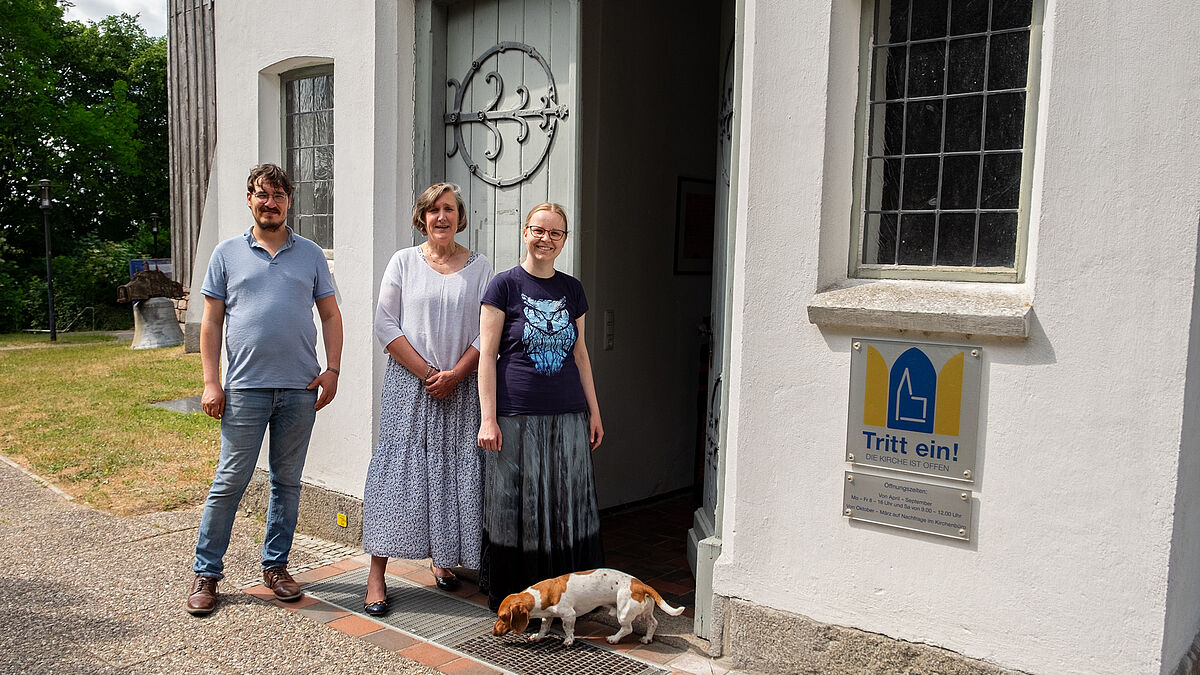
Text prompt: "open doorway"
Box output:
[[415, 0, 730, 627], [579, 0, 727, 614]]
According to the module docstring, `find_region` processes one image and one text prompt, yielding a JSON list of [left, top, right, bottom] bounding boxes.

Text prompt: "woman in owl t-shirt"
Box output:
[[477, 202, 605, 611]]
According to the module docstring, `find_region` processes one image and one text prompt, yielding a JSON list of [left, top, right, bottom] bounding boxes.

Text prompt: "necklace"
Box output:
[[424, 242, 461, 265]]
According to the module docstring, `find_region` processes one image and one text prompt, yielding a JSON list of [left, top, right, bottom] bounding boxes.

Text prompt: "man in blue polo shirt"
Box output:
[[186, 163, 343, 616]]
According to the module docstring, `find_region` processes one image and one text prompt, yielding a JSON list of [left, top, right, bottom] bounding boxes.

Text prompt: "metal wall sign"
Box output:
[[844, 472, 972, 541], [846, 338, 982, 483]]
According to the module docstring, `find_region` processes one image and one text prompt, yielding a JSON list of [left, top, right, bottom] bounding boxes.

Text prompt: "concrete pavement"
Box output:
[[0, 456, 436, 674]]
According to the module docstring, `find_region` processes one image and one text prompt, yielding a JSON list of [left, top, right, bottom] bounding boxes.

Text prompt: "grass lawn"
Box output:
[[0, 332, 120, 348], [0, 334, 219, 514]]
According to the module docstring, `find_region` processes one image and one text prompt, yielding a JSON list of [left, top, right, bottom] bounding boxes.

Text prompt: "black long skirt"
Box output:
[[479, 412, 605, 611]]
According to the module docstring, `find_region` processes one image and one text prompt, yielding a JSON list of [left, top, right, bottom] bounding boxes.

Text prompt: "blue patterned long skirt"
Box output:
[[479, 412, 605, 611], [362, 358, 483, 569]]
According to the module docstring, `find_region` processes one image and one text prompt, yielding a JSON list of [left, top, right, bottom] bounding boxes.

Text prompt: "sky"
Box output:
[[62, 0, 168, 37]]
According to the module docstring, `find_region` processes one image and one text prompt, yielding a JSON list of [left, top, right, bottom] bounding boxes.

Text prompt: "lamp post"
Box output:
[[33, 179, 56, 341], [150, 212, 160, 258]]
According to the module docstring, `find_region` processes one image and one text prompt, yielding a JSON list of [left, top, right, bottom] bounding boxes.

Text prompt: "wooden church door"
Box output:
[[417, 0, 580, 274]]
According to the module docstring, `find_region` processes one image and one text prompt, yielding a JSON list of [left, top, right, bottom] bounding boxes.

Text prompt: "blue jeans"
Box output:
[[193, 388, 317, 579]]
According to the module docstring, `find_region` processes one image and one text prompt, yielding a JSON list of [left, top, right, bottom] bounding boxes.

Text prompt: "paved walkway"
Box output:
[[0, 457, 736, 674]]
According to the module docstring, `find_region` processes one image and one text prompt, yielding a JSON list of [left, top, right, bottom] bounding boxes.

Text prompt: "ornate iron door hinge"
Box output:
[[444, 41, 569, 188]]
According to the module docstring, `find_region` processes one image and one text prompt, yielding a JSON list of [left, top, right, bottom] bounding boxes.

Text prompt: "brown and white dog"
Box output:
[[492, 568, 685, 646]]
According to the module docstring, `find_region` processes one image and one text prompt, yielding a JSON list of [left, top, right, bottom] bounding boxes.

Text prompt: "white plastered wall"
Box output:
[[714, 0, 1200, 673], [206, 0, 414, 498]]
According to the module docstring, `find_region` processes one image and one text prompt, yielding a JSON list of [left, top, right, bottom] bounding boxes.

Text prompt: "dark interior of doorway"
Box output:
[[582, 0, 725, 609], [599, 490, 696, 612]]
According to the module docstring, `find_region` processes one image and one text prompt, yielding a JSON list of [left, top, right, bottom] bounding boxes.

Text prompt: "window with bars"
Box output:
[[283, 68, 334, 249], [856, 0, 1036, 280]]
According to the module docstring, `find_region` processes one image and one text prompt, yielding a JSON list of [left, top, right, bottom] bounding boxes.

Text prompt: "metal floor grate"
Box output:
[[454, 632, 666, 675], [304, 568, 668, 675], [235, 534, 361, 588], [305, 567, 494, 639]]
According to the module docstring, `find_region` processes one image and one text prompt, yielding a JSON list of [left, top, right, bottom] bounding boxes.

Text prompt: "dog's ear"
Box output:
[[511, 604, 530, 633], [493, 599, 514, 636]]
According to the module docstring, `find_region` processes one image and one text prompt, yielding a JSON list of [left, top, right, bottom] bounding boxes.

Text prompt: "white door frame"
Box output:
[[689, 0, 744, 646]]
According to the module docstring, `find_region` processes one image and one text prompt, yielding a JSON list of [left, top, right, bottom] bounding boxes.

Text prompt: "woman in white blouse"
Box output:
[[361, 183, 494, 616]]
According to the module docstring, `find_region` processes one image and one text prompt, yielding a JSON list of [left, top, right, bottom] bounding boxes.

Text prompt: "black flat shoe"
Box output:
[[431, 567, 460, 592], [364, 598, 389, 616]]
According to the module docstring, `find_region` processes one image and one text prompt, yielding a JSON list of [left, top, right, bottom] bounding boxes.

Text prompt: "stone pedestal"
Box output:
[[131, 297, 185, 349]]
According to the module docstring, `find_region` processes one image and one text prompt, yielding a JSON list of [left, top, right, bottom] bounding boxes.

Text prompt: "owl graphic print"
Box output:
[[521, 294, 575, 375]]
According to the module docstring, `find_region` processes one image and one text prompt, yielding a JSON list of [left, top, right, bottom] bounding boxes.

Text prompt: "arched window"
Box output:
[[281, 66, 334, 249]]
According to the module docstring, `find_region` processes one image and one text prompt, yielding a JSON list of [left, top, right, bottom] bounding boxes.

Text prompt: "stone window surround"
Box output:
[[807, 279, 1031, 338], [812, 0, 1043, 339]]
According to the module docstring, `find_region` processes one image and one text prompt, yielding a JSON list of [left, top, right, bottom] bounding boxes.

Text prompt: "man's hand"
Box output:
[[199, 296, 226, 420], [314, 295, 343, 411], [307, 369, 339, 410], [201, 383, 225, 419]]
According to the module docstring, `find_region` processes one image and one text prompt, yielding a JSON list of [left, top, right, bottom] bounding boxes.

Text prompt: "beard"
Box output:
[[256, 211, 285, 231]]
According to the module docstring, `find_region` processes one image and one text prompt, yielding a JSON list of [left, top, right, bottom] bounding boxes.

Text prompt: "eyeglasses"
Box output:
[[253, 191, 289, 203], [526, 225, 567, 242]]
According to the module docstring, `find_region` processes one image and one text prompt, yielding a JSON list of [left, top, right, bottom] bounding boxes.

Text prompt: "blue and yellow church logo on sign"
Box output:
[[863, 345, 963, 436], [847, 339, 981, 483]]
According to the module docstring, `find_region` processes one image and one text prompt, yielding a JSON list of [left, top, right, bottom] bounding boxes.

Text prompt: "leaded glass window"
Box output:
[[857, 0, 1036, 278], [283, 68, 334, 249]]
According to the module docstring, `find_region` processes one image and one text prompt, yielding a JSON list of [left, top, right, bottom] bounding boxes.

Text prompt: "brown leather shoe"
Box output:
[[263, 566, 303, 601], [186, 575, 219, 616]]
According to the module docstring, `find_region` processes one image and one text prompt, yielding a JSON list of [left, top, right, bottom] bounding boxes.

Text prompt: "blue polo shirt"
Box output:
[[201, 227, 335, 390]]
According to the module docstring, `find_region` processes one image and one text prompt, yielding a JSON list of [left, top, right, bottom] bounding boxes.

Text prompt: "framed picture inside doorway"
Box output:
[[673, 177, 716, 274]]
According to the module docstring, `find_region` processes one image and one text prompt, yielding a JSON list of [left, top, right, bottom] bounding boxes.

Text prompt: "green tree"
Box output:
[[0, 1, 168, 331], [0, 0, 66, 249], [0, 231, 31, 332]]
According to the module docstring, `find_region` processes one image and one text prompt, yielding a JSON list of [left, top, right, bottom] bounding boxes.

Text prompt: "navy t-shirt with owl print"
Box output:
[[482, 265, 589, 416]]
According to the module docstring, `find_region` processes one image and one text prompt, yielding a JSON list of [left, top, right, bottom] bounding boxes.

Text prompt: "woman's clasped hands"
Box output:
[[424, 368, 459, 399]]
